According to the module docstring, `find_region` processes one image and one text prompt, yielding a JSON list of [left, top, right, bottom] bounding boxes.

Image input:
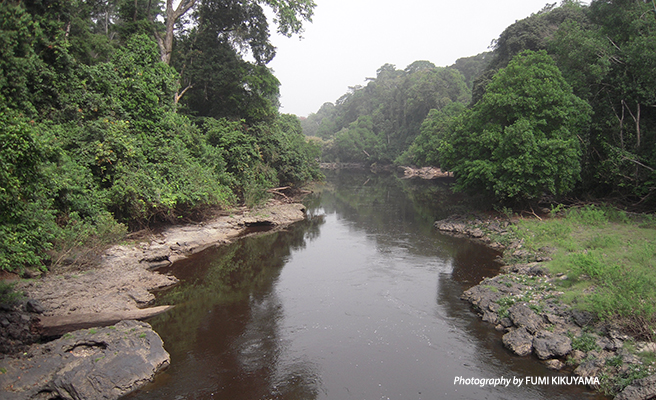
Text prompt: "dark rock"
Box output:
[[528, 265, 548, 276], [615, 374, 656, 400], [502, 327, 534, 356], [0, 320, 169, 400], [499, 317, 513, 328], [482, 310, 498, 325], [532, 331, 572, 360], [508, 303, 543, 333], [574, 357, 604, 378], [25, 300, 45, 314], [571, 310, 596, 327]]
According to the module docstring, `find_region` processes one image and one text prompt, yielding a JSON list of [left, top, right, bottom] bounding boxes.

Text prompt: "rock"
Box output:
[[508, 303, 543, 333], [636, 342, 656, 353], [482, 310, 499, 325], [570, 310, 596, 327], [38, 305, 174, 337], [25, 299, 46, 314], [0, 320, 169, 400], [532, 331, 572, 360], [615, 374, 656, 400], [544, 359, 565, 370], [470, 228, 484, 238], [574, 357, 604, 378], [569, 349, 586, 365], [502, 327, 534, 356]]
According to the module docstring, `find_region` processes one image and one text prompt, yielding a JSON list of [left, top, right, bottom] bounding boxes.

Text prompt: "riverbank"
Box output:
[[435, 210, 656, 399], [0, 199, 307, 399]]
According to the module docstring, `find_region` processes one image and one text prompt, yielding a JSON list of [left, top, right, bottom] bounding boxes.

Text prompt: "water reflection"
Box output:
[[127, 170, 607, 400], [127, 217, 325, 400]]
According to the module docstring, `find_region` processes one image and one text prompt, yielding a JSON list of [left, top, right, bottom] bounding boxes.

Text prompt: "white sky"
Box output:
[[267, 0, 588, 117]]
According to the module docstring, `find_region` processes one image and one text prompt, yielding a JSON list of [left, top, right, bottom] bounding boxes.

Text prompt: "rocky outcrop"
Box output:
[[533, 331, 572, 360], [502, 327, 534, 356], [445, 212, 656, 398], [399, 166, 451, 180], [0, 320, 169, 400], [615, 374, 656, 400], [16, 202, 306, 319]]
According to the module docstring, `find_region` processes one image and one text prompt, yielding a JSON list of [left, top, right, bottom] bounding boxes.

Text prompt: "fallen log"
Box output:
[[38, 305, 174, 337]]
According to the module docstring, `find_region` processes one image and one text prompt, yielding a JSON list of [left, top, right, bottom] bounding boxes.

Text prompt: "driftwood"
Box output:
[[38, 305, 174, 336]]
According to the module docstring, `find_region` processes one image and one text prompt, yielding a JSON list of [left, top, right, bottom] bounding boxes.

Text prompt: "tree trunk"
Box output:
[[156, 0, 197, 64]]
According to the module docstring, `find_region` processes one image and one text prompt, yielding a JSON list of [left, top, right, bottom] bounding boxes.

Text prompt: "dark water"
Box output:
[[127, 171, 605, 400]]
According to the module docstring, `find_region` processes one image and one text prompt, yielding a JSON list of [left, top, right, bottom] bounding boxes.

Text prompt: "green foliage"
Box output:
[[305, 62, 471, 164], [253, 114, 323, 185], [570, 332, 601, 352], [439, 50, 591, 201], [0, 2, 320, 273], [403, 102, 466, 166]]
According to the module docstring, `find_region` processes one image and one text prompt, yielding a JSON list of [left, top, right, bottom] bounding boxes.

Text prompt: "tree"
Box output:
[[439, 50, 591, 201], [155, 0, 315, 64]]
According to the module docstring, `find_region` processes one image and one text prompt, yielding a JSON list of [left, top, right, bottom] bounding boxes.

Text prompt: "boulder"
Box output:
[[502, 327, 534, 356], [616, 374, 656, 400], [532, 331, 572, 360], [544, 359, 565, 370], [0, 320, 169, 400], [507, 303, 543, 333]]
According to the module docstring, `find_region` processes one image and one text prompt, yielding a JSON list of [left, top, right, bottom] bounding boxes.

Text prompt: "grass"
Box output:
[[504, 205, 656, 339]]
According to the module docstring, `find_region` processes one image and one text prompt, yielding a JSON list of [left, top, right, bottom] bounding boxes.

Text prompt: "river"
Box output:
[[126, 170, 604, 400]]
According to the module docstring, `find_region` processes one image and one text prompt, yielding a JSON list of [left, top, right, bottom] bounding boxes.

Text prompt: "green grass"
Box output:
[[504, 205, 656, 339]]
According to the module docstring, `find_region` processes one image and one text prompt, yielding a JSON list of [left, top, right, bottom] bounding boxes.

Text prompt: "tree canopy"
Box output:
[[439, 50, 591, 201], [0, 0, 319, 273]]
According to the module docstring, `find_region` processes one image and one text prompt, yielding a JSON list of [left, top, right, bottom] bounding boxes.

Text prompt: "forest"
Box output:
[[303, 0, 656, 206], [0, 0, 320, 273]]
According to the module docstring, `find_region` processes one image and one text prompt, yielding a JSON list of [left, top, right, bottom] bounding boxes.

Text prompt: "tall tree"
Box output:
[[439, 50, 591, 201], [155, 0, 315, 64]]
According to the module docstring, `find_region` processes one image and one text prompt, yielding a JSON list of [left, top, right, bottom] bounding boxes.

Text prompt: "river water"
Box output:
[[127, 170, 604, 400]]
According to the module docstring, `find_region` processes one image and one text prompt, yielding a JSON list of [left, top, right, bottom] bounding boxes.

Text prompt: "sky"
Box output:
[[266, 0, 587, 117]]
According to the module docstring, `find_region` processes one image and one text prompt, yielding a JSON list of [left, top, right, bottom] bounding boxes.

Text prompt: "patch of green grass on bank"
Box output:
[[506, 205, 656, 339]]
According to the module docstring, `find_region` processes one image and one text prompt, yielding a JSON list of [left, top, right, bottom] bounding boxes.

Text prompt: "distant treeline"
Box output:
[[302, 0, 656, 208], [0, 0, 319, 273]]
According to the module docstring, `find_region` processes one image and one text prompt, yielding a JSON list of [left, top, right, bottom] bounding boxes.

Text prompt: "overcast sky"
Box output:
[[266, 0, 587, 117]]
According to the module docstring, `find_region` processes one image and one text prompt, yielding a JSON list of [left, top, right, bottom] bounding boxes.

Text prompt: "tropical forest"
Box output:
[[3, 1, 656, 399], [1, 0, 321, 273], [304, 0, 656, 206]]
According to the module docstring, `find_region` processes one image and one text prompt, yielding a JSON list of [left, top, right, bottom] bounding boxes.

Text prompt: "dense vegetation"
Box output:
[[305, 0, 656, 208], [0, 0, 320, 273]]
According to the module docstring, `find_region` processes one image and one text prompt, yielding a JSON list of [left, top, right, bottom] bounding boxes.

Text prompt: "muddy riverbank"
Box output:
[[435, 214, 656, 400]]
